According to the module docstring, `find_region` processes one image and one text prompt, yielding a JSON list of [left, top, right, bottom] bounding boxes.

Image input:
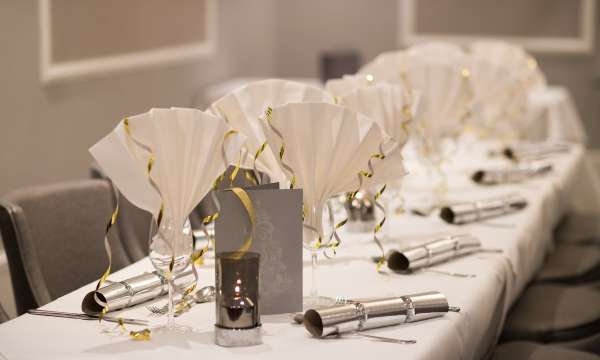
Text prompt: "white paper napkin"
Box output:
[[209, 79, 335, 186], [90, 107, 246, 230]]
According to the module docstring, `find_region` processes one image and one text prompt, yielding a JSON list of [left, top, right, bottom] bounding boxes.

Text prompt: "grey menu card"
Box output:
[[215, 185, 303, 315]]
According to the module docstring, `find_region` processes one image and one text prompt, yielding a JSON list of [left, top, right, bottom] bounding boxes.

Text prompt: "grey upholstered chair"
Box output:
[[0, 180, 131, 315], [501, 284, 600, 354], [535, 244, 600, 284], [493, 342, 600, 360], [554, 213, 600, 246], [0, 302, 9, 323]]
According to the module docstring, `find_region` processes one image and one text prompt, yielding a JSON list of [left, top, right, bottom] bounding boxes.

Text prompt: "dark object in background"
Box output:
[[320, 50, 360, 83]]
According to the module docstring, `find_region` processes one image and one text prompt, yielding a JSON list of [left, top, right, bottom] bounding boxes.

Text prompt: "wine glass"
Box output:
[[413, 130, 449, 205], [302, 201, 339, 310], [149, 214, 193, 331]]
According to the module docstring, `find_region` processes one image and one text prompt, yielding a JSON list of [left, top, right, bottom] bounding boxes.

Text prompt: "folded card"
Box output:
[[215, 185, 303, 315]]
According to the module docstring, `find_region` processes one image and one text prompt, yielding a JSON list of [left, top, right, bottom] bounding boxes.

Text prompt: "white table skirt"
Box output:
[[0, 144, 592, 360]]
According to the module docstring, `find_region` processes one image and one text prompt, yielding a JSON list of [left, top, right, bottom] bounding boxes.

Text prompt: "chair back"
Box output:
[[0, 302, 9, 323], [0, 180, 131, 314]]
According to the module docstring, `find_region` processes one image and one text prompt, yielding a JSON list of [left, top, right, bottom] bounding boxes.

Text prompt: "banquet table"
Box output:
[[0, 142, 595, 360]]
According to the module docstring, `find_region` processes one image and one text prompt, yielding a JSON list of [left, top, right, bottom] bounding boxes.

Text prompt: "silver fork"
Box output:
[[27, 309, 148, 326], [147, 285, 215, 316]]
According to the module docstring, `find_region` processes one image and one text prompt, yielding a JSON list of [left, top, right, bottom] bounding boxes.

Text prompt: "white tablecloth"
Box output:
[[0, 144, 592, 360]]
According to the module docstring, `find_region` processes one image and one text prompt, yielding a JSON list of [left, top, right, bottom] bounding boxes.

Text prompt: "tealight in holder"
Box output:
[[214, 251, 262, 347]]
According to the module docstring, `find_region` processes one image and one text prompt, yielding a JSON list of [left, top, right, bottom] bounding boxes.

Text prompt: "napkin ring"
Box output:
[[119, 281, 136, 308], [355, 303, 369, 331], [400, 295, 416, 322], [426, 247, 434, 266]]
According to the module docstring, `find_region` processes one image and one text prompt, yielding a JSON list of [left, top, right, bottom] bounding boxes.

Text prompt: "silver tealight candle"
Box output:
[[214, 251, 262, 347]]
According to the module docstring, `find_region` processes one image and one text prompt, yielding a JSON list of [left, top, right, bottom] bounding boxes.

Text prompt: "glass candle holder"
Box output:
[[214, 251, 262, 347]]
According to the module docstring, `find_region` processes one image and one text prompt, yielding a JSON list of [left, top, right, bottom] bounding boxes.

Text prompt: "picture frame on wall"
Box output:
[[398, 0, 596, 54], [38, 0, 218, 85]]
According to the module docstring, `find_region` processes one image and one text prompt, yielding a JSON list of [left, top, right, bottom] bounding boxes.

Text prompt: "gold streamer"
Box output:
[[95, 204, 119, 291], [349, 141, 390, 270], [228, 187, 256, 257], [96, 201, 119, 322], [202, 129, 243, 225], [129, 328, 151, 341], [244, 169, 259, 187], [372, 184, 387, 271], [264, 107, 296, 189], [252, 141, 268, 185]]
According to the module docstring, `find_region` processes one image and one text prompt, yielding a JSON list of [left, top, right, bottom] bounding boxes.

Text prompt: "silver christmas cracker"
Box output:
[[440, 194, 527, 225], [303, 291, 459, 338], [386, 234, 480, 272]]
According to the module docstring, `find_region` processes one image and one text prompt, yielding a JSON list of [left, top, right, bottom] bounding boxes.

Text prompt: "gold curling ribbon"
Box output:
[[320, 203, 348, 259], [372, 184, 387, 271], [174, 245, 209, 314], [228, 187, 256, 257], [264, 107, 296, 189], [95, 200, 120, 323], [202, 129, 242, 225], [130, 328, 152, 341], [95, 204, 119, 292], [244, 169, 259, 187], [350, 142, 389, 270], [114, 318, 151, 341], [252, 141, 268, 186]]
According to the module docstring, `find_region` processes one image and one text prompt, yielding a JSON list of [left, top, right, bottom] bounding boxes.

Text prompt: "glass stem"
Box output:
[[310, 251, 318, 299], [167, 277, 175, 328]]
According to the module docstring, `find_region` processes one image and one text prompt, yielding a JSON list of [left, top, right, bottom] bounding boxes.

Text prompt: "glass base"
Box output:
[[302, 296, 336, 311], [151, 322, 192, 334], [215, 325, 262, 347]]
